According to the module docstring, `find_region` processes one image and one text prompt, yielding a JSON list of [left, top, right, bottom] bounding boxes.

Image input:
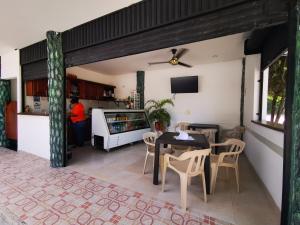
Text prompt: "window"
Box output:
[[260, 51, 287, 130]]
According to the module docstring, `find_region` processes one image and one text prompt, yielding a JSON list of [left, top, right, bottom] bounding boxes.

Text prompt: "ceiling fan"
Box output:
[[148, 48, 192, 68]]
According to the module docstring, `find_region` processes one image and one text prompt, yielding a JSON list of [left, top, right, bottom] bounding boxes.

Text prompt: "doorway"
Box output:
[[5, 78, 18, 150]]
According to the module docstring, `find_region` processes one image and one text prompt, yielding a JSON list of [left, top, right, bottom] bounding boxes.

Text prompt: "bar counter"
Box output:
[[18, 112, 49, 116]]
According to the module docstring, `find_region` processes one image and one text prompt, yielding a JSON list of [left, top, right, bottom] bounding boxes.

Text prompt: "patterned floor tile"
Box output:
[[0, 149, 233, 225]]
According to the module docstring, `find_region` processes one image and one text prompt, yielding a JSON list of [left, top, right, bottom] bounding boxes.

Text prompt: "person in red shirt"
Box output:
[[70, 97, 86, 146]]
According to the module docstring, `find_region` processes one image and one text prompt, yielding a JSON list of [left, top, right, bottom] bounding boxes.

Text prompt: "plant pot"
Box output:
[[154, 121, 165, 132]]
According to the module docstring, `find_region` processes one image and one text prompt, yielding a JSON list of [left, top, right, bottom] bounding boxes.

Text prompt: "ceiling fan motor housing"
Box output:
[[170, 58, 178, 65]]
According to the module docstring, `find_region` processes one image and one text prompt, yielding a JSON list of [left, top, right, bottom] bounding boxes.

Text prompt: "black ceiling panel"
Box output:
[[19, 0, 288, 69], [20, 40, 47, 65], [22, 60, 48, 81], [62, 0, 249, 53], [20, 0, 250, 65], [244, 23, 288, 69]]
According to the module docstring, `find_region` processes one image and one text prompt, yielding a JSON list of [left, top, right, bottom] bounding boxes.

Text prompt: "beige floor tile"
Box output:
[[67, 142, 280, 225]]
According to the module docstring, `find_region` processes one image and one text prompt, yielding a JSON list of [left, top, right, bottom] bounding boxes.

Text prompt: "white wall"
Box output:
[[1, 50, 20, 79], [24, 96, 49, 113], [67, 66, 115, 85], [261, 68, 269, 121], [244, 54, 283, 209], [113, 60, 243, 129], [18, 115, 50, 160], [113, 73, 137, 99], [1, 50, 22, 112], [10, 79, 17, 101]]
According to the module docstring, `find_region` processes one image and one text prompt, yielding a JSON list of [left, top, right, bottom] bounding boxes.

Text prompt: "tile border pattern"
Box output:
[[0, 148, 233, 225]]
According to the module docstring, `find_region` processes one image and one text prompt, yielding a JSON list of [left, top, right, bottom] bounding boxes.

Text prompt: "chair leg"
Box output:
[[188, 177, 192, 186], [235, 166, 240, 193], [161, 159, 167, 192], [201, 173, 207, 203], [210, 166, 216, 194], [212, 167, 219, 194], [159, 156, 164, 182], [179, 175, 188, 211], [143, 152, 149, 174]]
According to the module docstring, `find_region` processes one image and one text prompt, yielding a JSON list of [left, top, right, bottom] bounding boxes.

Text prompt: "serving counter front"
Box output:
[[18, 113, 50, 160]]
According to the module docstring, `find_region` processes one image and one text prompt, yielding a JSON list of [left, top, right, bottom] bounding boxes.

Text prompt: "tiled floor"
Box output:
[[0, 148, 232, 225], [67, 143, 281, 225]]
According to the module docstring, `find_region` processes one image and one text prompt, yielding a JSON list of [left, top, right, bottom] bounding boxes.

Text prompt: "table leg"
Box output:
[[204, 155, 211, 194], [153, 142, 160, 185], [214, 129, 219, 154]]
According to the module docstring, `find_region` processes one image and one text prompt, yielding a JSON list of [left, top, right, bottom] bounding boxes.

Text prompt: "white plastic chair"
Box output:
[[174, 121, 190, 131], [210, 138, 246, 194], [162, 148, 211, 211], [142, 132, 174, 176], [199, 129, 217, 144]]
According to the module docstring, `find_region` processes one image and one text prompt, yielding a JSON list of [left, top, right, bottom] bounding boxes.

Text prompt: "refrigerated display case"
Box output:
[[92, 109, 151, 151]]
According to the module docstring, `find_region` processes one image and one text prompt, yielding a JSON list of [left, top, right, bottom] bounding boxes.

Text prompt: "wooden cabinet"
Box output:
[[85, 81, 96, 100], [97, 85, 104, 100], [66, 77, 115, 101], [27, 77, 115, 100], [78, 80, 86, 99], [26, 80, 34, 96], [5, 101, 17, 140], [25, 79, 48, 97], [66, 78, 71, 98]]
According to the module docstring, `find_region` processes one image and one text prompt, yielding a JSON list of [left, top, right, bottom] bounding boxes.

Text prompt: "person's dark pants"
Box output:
[[72, 120, 86, 147]]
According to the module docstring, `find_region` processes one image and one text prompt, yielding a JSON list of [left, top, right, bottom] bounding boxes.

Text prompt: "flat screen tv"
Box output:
[[171, 76, 198, 93]]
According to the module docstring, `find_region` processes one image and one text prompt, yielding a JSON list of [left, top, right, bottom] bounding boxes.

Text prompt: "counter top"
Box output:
[[18, 112, 49, 117], [92, 108, 145, 112]]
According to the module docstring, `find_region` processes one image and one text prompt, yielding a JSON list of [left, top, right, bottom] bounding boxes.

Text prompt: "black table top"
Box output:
[[156, 132, 209, 148], [188, 123, 219, 129]]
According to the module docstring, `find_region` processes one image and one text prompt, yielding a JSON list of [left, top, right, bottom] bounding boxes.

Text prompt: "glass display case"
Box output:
[[92, 109, 151, 151], [105, 111, 150, 135]]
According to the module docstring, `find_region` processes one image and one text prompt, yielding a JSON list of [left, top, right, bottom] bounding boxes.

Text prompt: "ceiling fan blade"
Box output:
[[178, 61, 192, 68], [176, 49, 188, 59], [148, 62, 169, 65]]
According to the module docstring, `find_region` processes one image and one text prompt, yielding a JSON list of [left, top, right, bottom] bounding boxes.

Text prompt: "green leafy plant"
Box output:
[[145, 99, 174, 130], [267, 54, 287, 125]]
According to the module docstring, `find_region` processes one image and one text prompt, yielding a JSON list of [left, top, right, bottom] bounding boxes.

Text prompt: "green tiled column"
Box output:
[[282, 1, 300, 224], [46, 31, 65, 167], [0, 80, 10, 147], [137, 71, 145, 109]]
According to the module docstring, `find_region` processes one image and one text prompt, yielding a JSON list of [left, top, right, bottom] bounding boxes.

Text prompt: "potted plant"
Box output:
[[145, 99, 174, 131]]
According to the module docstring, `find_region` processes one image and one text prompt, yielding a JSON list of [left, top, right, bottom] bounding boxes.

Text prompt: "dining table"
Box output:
[[153, 131, 211, 194], [188, 123, 220, 143]]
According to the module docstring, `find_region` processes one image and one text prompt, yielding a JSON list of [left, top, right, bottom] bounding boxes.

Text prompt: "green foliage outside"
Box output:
[[267, 55, 287, 125]]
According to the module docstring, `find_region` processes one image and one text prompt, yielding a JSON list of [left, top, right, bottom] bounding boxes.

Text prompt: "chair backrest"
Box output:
[[175, 122, 190, 131], [143, 132, 156, 147], [185, 130, 201, 135], [220, 126, 246, 142], [225, 138, 245, 153], [199, 129, 217, 143], [179, 149, 211, 176]]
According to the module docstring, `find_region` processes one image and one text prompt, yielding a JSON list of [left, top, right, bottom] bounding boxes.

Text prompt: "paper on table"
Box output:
[[174, 130, 194, 140], [174, 136, 195, 140]]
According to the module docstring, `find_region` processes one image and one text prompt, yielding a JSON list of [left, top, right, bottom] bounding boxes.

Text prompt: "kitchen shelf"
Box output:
[[106, 118, 146, 124]]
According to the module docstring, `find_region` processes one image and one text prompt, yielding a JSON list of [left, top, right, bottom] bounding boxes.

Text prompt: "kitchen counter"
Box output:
[[18, 112, 49, 116]]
